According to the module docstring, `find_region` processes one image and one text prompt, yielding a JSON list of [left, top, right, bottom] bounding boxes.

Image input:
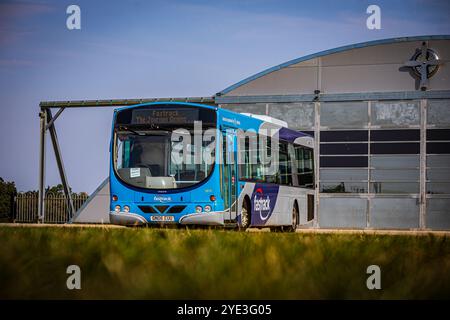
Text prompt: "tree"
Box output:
[[46, 184, 67, 196], [0, 177, 17, 221], [45, 183, 85, 197]]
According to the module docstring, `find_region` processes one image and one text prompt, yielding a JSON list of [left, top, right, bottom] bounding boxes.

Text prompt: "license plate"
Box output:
[[150, 215, 175, 222]]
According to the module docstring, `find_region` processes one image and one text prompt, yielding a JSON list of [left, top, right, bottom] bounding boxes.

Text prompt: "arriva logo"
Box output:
[[254, 188, 271, 220], [153, 195, 172, 202]]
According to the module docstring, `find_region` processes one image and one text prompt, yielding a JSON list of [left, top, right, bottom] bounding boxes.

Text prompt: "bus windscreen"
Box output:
[[113, 105, 216, 190]]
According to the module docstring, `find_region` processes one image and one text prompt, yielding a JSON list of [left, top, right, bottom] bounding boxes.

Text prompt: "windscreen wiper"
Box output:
[[117, 126, 168, 136], [118, 126, 145, 136]]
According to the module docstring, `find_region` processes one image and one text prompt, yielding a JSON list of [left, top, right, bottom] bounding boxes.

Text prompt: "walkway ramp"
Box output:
[[71, 178, 110, 224]]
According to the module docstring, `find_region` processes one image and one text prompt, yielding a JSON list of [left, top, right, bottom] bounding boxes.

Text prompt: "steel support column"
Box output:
[[45, 108, 75, 220], [38, 109, 46, 223], [419, 99, 427, 229], [45, 107, 65, 130], [314, 101, 320, 228]]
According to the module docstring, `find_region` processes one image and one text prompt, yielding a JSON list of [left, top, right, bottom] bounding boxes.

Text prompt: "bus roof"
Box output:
[[114, 101, 218, 113]]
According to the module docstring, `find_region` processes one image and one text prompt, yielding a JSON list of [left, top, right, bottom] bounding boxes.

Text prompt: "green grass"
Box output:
[[0, 226, 449, 299]]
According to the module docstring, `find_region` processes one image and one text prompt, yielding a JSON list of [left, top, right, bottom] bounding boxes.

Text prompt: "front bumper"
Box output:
[[109, 211, 224, 226], [109, 211, 148, 226], [179, 211, 224, 226]]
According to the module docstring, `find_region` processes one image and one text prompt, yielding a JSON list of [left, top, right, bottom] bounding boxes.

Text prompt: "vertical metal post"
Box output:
[[367, 101, 372, 229], [314, 101, 320, 228], [316, 57, 322, 92], [419, 99, 427, 229], [38, 109, 47, 223], [45, 109, 76, 220], [313, 58, 322, 229]]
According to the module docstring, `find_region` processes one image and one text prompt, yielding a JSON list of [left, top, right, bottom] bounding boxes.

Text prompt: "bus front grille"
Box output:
[[167, 205, 187, 213], [155, 205, 169, 213], [138, 205, 187, 214], [138, 205, 157, 214]]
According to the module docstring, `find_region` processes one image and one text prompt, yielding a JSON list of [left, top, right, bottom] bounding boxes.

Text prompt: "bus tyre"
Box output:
[[286, 203, 299, 232], [240, 199, 251, 230]]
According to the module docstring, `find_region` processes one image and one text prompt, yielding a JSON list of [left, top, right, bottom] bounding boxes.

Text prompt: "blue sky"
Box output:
[[0, 0, 449, 193]]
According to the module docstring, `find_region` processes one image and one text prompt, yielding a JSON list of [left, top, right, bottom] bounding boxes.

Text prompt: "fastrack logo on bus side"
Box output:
[[254, 188, 271, 220]]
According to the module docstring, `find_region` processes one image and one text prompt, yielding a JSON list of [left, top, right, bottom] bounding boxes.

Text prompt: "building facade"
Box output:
[[215, 35, 450, 230]]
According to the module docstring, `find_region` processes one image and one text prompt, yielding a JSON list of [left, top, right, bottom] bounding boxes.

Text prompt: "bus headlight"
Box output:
[[204, 205, 212, 213], [114, 205, 121, 213], [123, 205, 130, 213], [195, 205, 202, 213]]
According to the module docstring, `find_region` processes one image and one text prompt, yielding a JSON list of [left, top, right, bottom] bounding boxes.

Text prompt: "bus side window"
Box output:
[[278, 142, 292, 186], [221, 132, 230, 209], [239, 133, 263, 182], [288, 143, 299, 187], [219, 134, 223, 198], [295, 146, 314, 188], [238, 136, 250, 180], [304, 148, 314, 187]]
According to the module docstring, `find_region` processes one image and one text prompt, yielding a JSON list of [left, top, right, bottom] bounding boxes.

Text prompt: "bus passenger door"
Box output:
[[222, 129, 238, 221]]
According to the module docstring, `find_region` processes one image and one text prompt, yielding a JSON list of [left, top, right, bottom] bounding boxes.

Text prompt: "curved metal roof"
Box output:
[[216, 35, 450, 96]]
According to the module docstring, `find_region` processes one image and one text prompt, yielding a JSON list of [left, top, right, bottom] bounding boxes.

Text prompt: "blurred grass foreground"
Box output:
[[0, 226, 449, 299]]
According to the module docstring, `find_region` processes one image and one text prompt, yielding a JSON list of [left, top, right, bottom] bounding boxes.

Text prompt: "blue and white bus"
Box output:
[[109, 102, 315, 230]]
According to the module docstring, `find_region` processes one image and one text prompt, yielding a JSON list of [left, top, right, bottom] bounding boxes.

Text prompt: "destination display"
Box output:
[[131, 108, 199, 125]]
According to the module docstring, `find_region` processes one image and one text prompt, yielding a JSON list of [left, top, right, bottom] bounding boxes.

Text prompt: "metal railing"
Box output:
[[14, 193, 88, 223]]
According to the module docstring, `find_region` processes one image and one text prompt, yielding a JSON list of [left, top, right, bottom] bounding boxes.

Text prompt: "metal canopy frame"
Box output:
[[37, 96, 215, 223]]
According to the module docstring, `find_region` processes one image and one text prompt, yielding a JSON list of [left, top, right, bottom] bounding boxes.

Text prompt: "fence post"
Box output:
[[38, 110, 47, 223], [13, 195, 17, 222]]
